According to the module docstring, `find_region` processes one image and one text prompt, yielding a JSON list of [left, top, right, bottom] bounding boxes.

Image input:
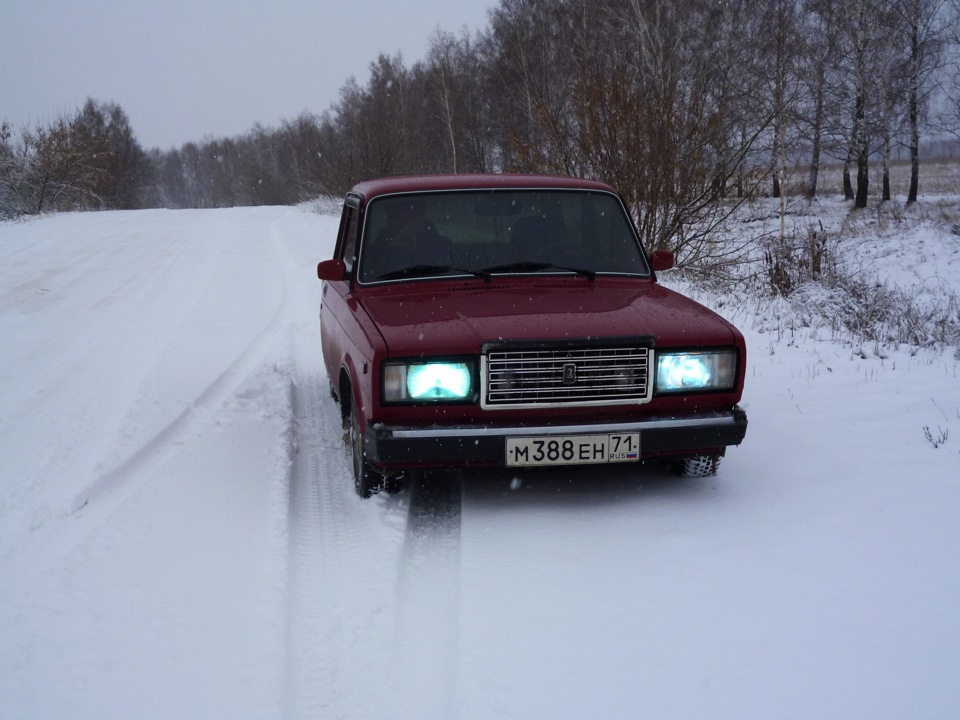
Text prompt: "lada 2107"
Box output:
[[317, 174, 748, 497]]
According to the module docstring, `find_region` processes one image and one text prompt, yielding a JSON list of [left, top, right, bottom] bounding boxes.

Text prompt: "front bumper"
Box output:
[[366, 406, 747, 469]]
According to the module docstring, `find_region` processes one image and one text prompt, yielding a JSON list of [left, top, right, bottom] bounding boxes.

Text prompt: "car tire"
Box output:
[[675, 455, 721, 478], [383, 474, 406, 494], [349, 401, 382, 498]]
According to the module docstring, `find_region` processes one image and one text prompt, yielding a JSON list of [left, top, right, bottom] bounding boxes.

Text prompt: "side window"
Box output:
[[338, 199, 360, 276]]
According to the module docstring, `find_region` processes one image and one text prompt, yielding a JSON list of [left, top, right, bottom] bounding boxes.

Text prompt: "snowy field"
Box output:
[[1, 200, 959, 719]]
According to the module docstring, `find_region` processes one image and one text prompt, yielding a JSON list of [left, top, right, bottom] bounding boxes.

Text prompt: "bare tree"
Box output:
[[483, 0, 568, 171], [943, 1, 960, 137], [43, 0, 954, 215], [875, 5, 909, 202], [894, 0, 950, 203], [0, 121, 26, 218], [22, 112, 113, 213], [798, 1, 844, 198], [425, 31, 463, 173], [830, 0, 890, 208], [548, 0, 772, 265], [757, 0, 804, 202]]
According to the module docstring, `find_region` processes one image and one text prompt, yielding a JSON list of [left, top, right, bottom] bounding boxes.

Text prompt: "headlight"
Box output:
[[383, 360, 475, 403], [655, 350, 737, 393]]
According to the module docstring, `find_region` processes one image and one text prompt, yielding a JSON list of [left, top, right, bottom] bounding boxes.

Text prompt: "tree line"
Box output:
[[3, 0, 959, 251]]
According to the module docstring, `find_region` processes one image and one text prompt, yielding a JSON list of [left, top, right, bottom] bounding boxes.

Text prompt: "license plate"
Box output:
[[505, 433, 640, 467]]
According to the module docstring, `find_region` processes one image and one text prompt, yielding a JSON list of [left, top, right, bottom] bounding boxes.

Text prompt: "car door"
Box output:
[[320, 196, 361, 387]]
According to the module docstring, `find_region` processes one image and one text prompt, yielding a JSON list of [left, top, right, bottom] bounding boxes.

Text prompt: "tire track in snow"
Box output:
[[271, 211, 464, 718], [282, 367, 407, 718], [3, 210, 294, 600], [392, 472, 464, 719], [283, 369, 342, 718], [69, 213, 292, 514], [277, 212, 409, 719], [0, 211, 228, 559]]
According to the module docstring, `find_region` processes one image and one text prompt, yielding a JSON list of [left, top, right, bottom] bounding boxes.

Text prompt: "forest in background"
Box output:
[[3, 0, 960, 258]]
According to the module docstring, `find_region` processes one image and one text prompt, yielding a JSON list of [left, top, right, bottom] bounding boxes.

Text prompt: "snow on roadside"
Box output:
[[0, 360, 295, 719], [0, 200, 958, 720], [0, 208, 306, 719], [453, 320, 960, 720], [693, 196, 960, 349]]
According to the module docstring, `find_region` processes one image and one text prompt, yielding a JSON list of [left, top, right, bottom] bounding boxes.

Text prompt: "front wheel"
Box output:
[[675, 455, 721, 478], [349, 402, 382, 498], [383, 474, 406, 494]]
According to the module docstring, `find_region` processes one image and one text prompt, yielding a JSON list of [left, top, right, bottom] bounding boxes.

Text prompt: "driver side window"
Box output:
[[339, 203, 360, 276]]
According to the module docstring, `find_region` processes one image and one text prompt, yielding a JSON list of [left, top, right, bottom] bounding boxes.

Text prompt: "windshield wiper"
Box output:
[[376, 264, 491, 281], [479, 260, 596, 280]]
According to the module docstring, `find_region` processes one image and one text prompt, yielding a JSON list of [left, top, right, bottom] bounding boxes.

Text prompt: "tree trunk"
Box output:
[[771, 116, 781, 199], [843, 153, 854, 201], [807, 162, 819, 200], [36, 175, 49, 214], [909, 124, 920, 203], [853, 83, 868, 208], [807, 121, 821, 199], [881, 129, 891, 202], [855, 152, 869, 208], [907, 20, 921, 204], [713, 159, 728, 198]]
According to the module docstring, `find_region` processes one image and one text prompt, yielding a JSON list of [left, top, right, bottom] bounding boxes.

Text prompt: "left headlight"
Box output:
[[655, 350, 737, 394], [382, 360, 475, 403]]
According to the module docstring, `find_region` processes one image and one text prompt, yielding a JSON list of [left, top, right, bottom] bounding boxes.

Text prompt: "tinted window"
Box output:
[[357, 190, 649, 283]]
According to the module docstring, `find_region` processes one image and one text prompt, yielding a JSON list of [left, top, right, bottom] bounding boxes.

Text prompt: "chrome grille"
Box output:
[[483, 345, 652, 408]]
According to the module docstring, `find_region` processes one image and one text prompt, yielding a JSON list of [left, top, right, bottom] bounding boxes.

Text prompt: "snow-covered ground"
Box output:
[[1, 202, 958, 719]]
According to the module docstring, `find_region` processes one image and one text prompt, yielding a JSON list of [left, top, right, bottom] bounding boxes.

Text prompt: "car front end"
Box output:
[[354, 276, 746, 475]]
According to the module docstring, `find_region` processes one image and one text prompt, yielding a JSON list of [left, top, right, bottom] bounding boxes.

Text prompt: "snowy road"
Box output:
[[1, 206, 959, 719]]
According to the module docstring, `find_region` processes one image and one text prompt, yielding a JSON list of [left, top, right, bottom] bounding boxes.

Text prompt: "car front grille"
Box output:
[[482, 344, 652, 408]]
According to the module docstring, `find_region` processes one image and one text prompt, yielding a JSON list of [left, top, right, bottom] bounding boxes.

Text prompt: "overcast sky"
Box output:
[[1, 0, 499, 150]]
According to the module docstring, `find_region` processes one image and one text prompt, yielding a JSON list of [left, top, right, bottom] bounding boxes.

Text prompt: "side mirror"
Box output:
[[649, 250, 675, 272], [317, 259, 346, 281]]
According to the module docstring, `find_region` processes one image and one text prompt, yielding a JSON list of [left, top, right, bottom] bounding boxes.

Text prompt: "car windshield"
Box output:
[[356, 189, 650, 284]]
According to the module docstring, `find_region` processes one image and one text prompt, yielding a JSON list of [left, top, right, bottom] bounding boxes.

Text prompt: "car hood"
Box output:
[[357, 278, 739, 356]]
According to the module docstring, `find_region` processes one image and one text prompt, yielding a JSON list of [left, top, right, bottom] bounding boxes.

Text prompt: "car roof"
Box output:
[[349, 174, 618, 202]]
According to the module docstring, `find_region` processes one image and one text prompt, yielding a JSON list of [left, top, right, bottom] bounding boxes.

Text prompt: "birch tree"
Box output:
[[894, 0, 949, 203]]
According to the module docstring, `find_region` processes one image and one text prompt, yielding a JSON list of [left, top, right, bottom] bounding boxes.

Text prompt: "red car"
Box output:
[[318, 174, 747, 497]]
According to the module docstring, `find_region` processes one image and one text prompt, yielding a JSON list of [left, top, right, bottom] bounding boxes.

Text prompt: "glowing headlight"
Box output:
[[656, 350, 737, 393], [383, 360, 474, 402]]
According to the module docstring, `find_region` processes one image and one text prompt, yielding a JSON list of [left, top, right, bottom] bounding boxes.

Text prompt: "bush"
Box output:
[[758, 221, 960, 349]]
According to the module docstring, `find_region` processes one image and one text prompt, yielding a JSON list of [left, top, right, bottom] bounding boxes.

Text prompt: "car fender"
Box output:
[[322, 283, 386, 419]]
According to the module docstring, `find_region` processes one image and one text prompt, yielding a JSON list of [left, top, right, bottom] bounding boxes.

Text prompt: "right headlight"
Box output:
[[655, 350, 737, 394]]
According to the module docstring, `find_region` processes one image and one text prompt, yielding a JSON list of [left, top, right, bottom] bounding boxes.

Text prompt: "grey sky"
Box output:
[[1, 0, 498, 150]]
